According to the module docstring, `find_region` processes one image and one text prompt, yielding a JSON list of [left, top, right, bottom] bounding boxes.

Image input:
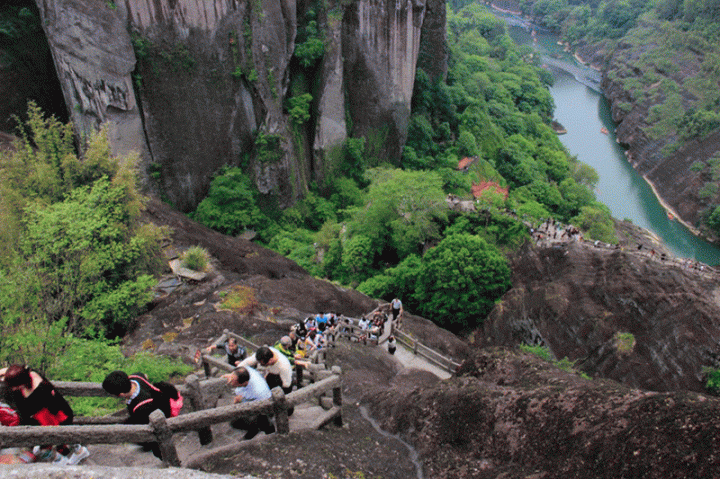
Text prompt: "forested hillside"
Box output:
[[509, 0, 720, 239], [189, 2, 613, 334]]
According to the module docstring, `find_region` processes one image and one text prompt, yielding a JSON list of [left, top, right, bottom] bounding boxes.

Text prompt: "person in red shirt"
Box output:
[[0, 365, 89, 465]]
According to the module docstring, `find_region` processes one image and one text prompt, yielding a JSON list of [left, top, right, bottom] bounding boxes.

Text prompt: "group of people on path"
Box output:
[[0, 300, 407, 466], [204, 333, 304, 440]]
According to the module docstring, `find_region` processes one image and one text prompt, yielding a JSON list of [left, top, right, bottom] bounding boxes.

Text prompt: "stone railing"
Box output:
[[0, 368, 343, 468]]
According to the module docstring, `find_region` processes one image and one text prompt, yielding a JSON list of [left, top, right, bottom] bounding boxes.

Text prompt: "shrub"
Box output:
[[705, 367, 720, 395], [614, 332, 635, 353], [0, 105, 164, 339], [414, 233, 511, 332], [288, 93, 313, 124], [519, 343, 553, 361], [191, 167, 270, 237], [181, 246, 210, 272]]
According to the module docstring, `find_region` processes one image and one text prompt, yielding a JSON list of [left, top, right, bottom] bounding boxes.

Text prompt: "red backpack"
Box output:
[[129, 375, 183, 417]]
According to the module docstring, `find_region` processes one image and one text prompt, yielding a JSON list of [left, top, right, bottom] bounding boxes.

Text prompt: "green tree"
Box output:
[[571, 204, 618, 243], [706, 204, 720, 234], [349, 168, 448, 260], [192, 166, 270, 237], [0, 105, 164, 340], [357, 254, 422, 303], [414, 233, 511, 332], [340, 235, 374, 284]]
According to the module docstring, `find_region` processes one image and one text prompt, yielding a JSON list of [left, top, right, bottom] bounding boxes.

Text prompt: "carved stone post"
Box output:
[[202, 357, 211, 378], [331, 366, 343, 427], [186, 374, 213, 445], [272, 387, 290, 434], [149, 409, 180, 467]]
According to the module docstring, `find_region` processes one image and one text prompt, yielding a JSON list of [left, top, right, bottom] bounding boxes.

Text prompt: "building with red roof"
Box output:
[[471, 181, 509, 200]]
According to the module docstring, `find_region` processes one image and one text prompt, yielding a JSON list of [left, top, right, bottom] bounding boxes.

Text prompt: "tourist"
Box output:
[[223, 366, 275, 440], [273, 335, 308, 388], [391, 298, 403, 322], [387, 336, 397, 355], [239, 346, 294, 397], [204, 336, 246, 366], [102, 370, 182, 458], [0, 365, 89, 465]]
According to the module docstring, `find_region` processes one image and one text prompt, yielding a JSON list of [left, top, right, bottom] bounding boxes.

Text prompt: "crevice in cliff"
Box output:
[[0, 0, 68, 132], [126, 29, 158, 196]]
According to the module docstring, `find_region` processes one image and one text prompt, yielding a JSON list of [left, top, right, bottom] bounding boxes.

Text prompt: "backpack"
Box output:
[[129, 375, 183, 417]]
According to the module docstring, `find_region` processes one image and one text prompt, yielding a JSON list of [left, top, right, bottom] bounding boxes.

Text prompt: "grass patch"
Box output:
[[181, 245, 210, 272], [219, 285, 261, 315]]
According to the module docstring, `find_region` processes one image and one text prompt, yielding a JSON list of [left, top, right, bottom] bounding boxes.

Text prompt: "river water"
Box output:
[[496, 11, 720, 265]]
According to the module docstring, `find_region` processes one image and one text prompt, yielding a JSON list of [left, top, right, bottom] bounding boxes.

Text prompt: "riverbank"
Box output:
[[643, 175, 701, 236]]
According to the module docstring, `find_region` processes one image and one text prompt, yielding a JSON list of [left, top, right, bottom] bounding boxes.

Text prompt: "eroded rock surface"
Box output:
[[482, 239, 720, 393], [365, 348, 720, 479]]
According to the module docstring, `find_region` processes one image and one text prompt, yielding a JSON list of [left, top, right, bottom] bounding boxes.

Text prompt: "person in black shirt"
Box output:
[[205, 337, 246, 366], [1, 364, 89, 465], [102, 371, 180, 458]]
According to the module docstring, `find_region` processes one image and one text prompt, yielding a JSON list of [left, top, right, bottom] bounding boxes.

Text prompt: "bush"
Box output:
[[288, 93, 313, 124], [705, 367, 720, 395], [181, 246, 210, 272], [1, 106, 164, 339], [414, 233, 511, 332], [191, 167, 270, 237]]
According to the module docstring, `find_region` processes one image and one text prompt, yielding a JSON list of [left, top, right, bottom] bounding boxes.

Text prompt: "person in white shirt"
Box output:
[[223, 366, 275, 439]]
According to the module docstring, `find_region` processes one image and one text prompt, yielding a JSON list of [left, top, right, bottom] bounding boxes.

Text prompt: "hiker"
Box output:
[[292, 321, 308, 341], [239, 346, 293, 397], [387, 336, 397, 355], [273, 335, 308, 388], [102, 371, 183, 458], [0, 365, 89, 465], [205, 336, 246, 366], [222, 367, 275, 440], [391, 297, 403, 328]]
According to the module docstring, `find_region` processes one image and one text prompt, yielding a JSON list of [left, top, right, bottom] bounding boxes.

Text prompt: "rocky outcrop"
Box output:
[[481, 241, 720, 393], [33, 0, 446, 211], [600, 29, 720, 235], [342, 0, 427, 161], [365, 348, 720, 479]]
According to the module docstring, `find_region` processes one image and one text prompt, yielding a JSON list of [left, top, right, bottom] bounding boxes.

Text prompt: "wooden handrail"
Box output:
[[0, 369, 344, 468]]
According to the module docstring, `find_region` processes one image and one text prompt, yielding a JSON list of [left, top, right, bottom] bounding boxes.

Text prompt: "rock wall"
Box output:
[[601, 37, 720, 234], [481, 242, 720, 393], [365, 348, 720, 479], [34, 0, 446, 212], [34, 0, 147, 164], [342, 0, 427, 161]]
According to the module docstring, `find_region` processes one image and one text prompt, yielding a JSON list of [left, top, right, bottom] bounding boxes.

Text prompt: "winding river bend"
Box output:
[[496, 11, 720, 265]]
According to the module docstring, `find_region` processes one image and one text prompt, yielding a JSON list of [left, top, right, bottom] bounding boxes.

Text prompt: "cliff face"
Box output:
[[481, 241, 720, 393], [342, 0, 428, 160], [366, 348, 720, 479], [34, 0, 446, 211], [601, 35, 720, 235]]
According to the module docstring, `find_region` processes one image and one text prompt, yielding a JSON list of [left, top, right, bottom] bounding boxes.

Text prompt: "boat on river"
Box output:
[[600, 127, 609, 135]]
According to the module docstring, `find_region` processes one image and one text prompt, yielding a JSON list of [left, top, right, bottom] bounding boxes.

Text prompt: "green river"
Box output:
[[497, 11, 720, 265]]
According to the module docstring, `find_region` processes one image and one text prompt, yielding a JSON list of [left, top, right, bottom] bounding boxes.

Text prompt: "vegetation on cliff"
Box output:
[[190, 3, 614, 333], [515, 0, 720, 237], [0, 103, 190, 411]]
